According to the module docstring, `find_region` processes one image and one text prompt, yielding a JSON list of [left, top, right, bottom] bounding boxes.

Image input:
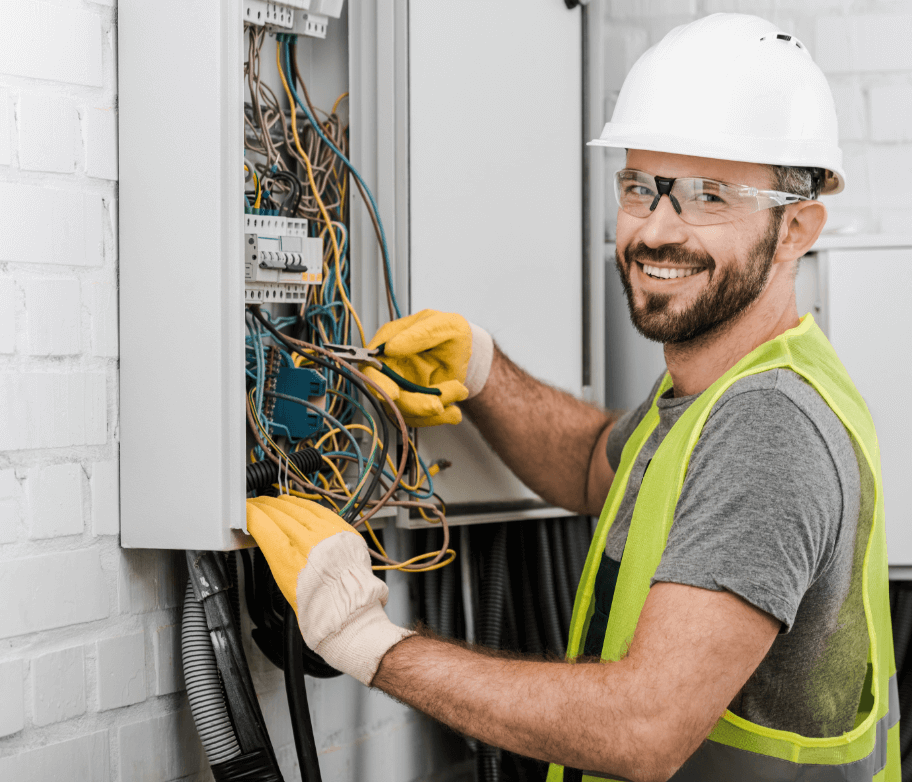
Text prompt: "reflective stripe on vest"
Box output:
[[548, 315, 900, 782]]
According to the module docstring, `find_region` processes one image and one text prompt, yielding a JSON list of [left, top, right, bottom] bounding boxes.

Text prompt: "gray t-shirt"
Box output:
[[604, 368, 868, 738]]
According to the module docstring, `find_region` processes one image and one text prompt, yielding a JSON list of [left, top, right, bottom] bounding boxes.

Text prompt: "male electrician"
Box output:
[[246, 14, 899, 782]]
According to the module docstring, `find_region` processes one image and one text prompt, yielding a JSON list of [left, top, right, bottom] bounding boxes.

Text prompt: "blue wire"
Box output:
[[267, 393, 365, 478], [283, 41, 402, 319]]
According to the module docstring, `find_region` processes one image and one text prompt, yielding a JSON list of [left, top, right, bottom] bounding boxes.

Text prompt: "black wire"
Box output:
[[249, 306, 391, 524], [284, 602, 324, 782], [269, 170, 302, 216]]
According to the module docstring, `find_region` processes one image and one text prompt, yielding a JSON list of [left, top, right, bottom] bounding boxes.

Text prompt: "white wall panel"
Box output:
[[826, 245, 912, 566], [408, 0, 584, 512]]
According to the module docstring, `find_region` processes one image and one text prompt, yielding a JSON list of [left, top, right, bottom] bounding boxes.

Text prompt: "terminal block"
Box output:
[[299, 13, 328, 38], [244, 214, 324, 303], [270, 366, 327, 441], [243, 0, 295, 28]]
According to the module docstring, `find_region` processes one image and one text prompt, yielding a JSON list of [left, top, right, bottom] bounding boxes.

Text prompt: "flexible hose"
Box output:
[[564, 517, 590, 589], [181, 581, 242, 765], [478, 525, 508, 649], [893, 588, 912, 684], [423, 530, 442, 633], [439, 532, 457, 638], [476, 524, 508, 782], [284, 603, 324, 782], [549, 520, 575, 633], [246, 448, 323, 492], [519, 527, 543, 656], [502, 554, 518, 652], [536, 520, 566, 657]]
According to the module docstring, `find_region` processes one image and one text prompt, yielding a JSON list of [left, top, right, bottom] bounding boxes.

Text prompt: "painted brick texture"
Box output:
[[0, 1, 203, 779], [601, 1, 912, 237]]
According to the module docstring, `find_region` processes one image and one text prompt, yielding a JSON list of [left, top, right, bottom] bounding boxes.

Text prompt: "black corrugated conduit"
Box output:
[[423, 529, 442, 634], [536, 519, 566, 657], [519, 529, 544, 655], [891, 582, 912, 781], [476, 524, 509, 782], [181, 581, 243, 765], [246, 448, 322, 493], [183, 551, 285, 781], [549, 519, 575, 631], [439, 527, 458, 639]]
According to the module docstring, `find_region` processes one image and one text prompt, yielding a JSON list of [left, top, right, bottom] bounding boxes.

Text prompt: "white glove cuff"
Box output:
[[315, 602, 415, 686], [465, 322, 494, 400]]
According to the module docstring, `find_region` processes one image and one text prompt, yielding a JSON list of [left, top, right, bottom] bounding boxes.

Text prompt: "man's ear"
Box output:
[[773, 200, 827, 265]]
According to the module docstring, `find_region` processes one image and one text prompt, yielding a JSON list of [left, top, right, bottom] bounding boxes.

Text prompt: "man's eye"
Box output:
[[696, 192, 725, 204], [626, 184, 655, 197]]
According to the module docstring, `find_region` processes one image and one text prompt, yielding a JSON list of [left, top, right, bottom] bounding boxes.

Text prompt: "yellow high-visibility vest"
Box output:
[[548, 315, 899, 782]]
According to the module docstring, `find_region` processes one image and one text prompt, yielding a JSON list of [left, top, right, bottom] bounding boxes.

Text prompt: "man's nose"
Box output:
[[639, 192, 689, 248]]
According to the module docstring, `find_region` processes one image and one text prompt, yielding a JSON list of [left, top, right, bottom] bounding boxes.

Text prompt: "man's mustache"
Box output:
[[622, 242, 716, 273]]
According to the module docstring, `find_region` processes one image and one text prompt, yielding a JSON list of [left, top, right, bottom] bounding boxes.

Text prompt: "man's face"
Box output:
[[614, 150, 784, 345]]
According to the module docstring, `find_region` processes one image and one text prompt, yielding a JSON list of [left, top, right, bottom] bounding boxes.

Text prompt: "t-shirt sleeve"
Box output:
[[651, 388, 843, 632], [606, 374, 666, 472]]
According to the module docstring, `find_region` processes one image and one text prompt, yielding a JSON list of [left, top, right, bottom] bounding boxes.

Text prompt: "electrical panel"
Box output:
[[119, 0, 601, 550]]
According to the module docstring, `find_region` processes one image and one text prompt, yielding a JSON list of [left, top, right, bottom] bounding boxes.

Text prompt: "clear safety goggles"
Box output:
[[614, 168, 810, 226]]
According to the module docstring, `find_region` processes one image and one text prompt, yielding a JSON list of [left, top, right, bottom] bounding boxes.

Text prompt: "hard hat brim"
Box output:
[[588, 130, 844, 195]]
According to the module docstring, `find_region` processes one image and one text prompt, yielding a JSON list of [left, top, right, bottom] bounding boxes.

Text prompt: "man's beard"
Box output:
[[615, 216, 781, 345]]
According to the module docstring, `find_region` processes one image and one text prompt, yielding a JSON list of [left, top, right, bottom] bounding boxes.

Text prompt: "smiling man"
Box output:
[[247, 13, 899, 782]]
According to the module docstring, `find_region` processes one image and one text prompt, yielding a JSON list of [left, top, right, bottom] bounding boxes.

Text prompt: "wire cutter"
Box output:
[[323, 343, 443, 396]]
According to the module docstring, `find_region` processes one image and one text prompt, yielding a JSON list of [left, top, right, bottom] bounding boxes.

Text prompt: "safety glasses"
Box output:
[[614, 169, 810, 226]]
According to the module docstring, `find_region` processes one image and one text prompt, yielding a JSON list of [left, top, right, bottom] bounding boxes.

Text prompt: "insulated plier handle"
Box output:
[[323, 343, 443, 397]]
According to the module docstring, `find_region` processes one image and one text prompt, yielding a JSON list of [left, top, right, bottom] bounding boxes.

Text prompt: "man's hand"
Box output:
[[364, 309, 493, 426], [246, 495, 413, 685]]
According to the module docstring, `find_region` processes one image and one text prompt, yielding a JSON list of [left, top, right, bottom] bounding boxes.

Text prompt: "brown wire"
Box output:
[[246, 308, 450, 570]]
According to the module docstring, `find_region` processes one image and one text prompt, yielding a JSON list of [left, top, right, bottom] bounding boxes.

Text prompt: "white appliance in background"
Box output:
[[603, 235, 912, 571]]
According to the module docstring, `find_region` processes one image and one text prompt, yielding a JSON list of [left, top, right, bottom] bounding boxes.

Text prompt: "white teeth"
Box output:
[[642, 263, 702, 280]]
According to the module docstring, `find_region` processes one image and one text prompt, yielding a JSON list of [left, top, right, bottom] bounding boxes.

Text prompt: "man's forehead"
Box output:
[[625, 149, 773, 186]]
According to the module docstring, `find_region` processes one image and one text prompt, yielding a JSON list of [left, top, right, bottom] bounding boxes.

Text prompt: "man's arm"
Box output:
[[463, 344, 618, 515], [372, 582, 780, 782]]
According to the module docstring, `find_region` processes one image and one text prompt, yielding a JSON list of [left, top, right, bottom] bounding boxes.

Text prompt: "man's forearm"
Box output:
[[371, 632, 669, 782], [463, 344, 617, 514]]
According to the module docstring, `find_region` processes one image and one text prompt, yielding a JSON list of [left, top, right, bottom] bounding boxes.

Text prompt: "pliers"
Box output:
[[323, 343, 442, 396]]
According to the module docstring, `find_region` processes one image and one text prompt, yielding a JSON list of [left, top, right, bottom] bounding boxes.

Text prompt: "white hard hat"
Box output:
[[590, 14, 845, 195]]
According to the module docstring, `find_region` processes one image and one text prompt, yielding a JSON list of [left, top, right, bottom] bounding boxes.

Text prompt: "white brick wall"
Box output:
[[27, 461, 84, 538], [32, 646, 87, 727], [0, 1, 204, 779], [601, 0, 912, 237]]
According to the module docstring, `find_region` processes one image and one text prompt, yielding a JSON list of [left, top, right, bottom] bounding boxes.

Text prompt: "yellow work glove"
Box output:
[[364, 309, 494, 427], [246, 495, 413, 685]]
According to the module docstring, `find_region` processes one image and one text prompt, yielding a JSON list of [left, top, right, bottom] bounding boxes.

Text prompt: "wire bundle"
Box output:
[[241, 26, 453, 574]]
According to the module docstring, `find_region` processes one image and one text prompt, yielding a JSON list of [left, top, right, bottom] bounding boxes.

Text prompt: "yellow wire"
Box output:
[[362, 519, 388, 558], [331, 91, 349, 115], [252, 170, 262, 209], [277, 42, 365, 345], [281, 487, 324, 501], [313, 423, 374, 450], [373, 549, 457, 573]]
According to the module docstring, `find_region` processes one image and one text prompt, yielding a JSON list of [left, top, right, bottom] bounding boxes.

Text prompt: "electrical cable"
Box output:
[[181, 582, 243, 766], [285, 40, 401, 320], [423, 529, 442, 634], [284, 603, 324, 782], [519, 527, 544, 656], [248, 306, 453, 572], [246, 448, 322, 493], [549, 519, 575, 632], [536, 520, 566, 657], [476, 524, 508, 782], [439, 528, 457, 638]]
